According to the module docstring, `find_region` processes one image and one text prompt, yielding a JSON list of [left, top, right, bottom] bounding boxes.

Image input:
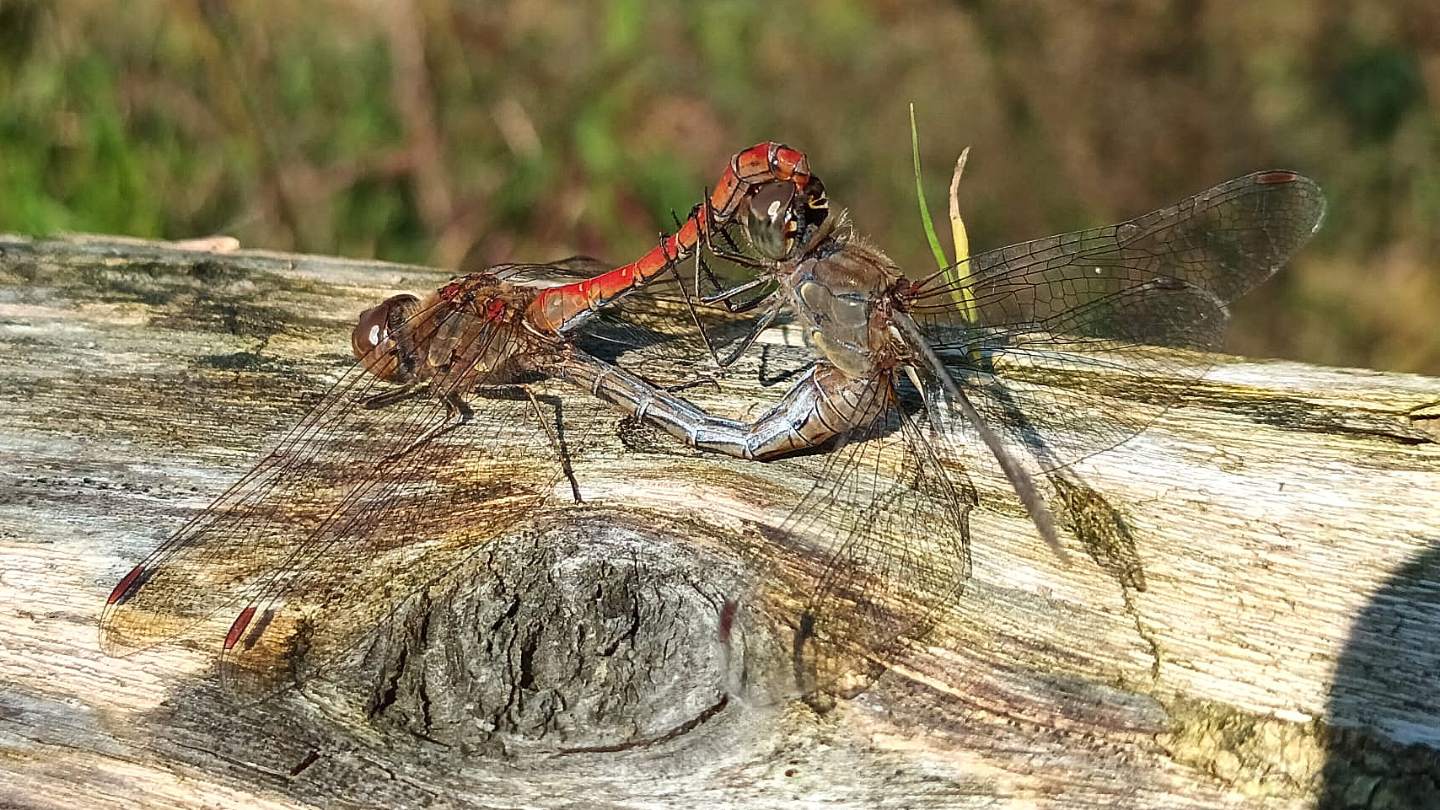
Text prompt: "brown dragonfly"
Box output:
[[98, 143, 820, 697]]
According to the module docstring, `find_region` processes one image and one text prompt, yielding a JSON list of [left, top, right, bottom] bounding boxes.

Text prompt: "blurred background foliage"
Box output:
[[1, 0, 1436, 372]]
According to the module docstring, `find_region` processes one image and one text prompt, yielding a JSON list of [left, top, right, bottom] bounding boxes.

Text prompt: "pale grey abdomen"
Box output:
[[557, 353, 883, 461]]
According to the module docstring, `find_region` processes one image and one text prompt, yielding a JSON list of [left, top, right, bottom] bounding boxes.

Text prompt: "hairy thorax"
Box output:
[[352, 274, 545, 391], [784, 237, 906, 380]]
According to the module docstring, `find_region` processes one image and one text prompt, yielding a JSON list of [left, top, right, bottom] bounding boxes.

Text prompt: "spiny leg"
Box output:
[[381, 391, 473, 463], [524, 386, 582, 503], [715, 297, 784, 370], [655, 222, 723, 369], [362, 382, 425, 410], [692, 191, 778, 309]]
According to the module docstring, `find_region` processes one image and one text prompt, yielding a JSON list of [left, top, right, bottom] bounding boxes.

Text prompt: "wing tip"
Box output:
[[1255, 169, 1302, 185], [223, 606, 258, 651], [1250, 169, 1327, 237], [105, 565, 147, 606]]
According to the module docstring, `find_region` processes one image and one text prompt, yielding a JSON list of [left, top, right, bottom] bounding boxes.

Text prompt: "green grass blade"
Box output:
[[909, 103, 950, 272], [909, 105, 979, 323]]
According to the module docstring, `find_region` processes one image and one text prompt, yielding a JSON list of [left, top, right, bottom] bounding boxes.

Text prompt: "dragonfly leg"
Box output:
[[523, 386, 583, 503], [380, 392, 472, 463], [361, 382, 425, 410], [714, 297, 784, 370], [698, 276, 775, 310], [692, 193, 780, 313], [694, 191, 773, 273], [645, 281, 779, 396], [655, 226, 723, 369]]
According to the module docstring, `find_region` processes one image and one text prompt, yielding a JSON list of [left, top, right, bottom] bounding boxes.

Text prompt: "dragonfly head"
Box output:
[[353, 293, 421, 383], [741, 177, 829, 261]]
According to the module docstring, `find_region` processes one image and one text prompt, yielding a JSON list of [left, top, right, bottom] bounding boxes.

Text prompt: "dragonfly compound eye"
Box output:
[[352, 293, 421, 383], [744, 181, 800, 260]]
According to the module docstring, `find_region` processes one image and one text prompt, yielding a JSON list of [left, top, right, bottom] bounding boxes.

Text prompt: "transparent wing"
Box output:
[[216, 385, 559, 698], [746, 374, 973, 702], [99, 294, 468, 655], [489, 256, 615, 286], [100, 296, 550, 700], [905, 170, 1325, 471]]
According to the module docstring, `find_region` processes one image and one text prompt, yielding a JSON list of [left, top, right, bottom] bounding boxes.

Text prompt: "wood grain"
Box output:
[[1, 234, 1438, 809]]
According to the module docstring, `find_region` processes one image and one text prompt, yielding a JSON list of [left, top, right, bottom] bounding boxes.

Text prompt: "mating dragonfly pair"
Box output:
[[100, 142, 1325, 703]]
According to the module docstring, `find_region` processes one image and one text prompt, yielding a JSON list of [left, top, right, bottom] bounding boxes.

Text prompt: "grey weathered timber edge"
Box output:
[[1, 234, 1438, 809]]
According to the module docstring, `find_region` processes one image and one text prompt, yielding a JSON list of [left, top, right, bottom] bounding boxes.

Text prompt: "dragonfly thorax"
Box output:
[[789, 239, 903, 380], [352, 277, 543, 391]]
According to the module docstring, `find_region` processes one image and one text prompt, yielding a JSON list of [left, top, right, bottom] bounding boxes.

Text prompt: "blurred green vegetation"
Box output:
[[1, 0, 1437, 372]]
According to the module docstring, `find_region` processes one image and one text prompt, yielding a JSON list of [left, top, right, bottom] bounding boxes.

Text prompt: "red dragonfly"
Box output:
[[99, 143, 819, 696], [578, 156, 1326, 696]]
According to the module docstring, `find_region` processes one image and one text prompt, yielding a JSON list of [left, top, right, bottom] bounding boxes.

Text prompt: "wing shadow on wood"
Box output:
[[939, 368, 1150, 590]]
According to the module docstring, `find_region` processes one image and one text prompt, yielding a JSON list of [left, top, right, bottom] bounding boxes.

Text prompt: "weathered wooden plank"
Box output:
[[1, 234, 1437, 809]]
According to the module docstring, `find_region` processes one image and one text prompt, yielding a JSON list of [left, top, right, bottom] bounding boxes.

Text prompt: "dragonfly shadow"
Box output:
[[757, 344, 811, 388], [1319, 537, 1440, 807], [968, 370, 1148, 589], [1049, 478, 1147, 592], [476, 383, 583, 502]]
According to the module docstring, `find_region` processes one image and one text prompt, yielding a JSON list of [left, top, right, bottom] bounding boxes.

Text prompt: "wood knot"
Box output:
[[302, 511, 788, 754]]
